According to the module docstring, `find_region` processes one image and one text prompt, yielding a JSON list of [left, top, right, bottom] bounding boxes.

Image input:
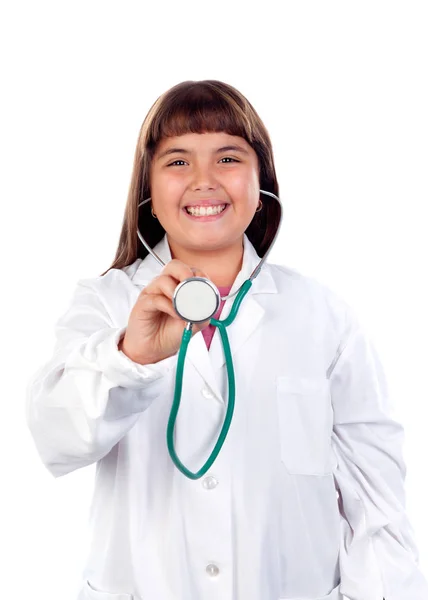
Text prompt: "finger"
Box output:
[[188, 266, 210, 280], [162, 259, 208, 284], [142, 274, 178, 300], [139, 293, 181, 321]]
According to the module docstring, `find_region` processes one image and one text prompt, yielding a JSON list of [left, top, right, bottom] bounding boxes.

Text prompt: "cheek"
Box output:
[[152, 173, 184, 208], [229, 172, 259, 206]]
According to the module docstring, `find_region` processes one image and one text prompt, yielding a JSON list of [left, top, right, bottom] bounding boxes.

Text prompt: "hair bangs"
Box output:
[[146, 82, 254, 151], [100, 80, 280, 275]]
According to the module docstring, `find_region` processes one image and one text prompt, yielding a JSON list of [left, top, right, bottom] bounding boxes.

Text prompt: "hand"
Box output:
[[119, 260, 211, 365]]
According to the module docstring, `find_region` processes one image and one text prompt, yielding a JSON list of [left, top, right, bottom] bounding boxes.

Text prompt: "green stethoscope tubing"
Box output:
[[137, 189, 282, 480], [166, 279, 253, 480]]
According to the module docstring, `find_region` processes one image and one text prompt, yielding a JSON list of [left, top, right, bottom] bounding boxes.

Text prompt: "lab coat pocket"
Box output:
[[276, 375, 333, 475], [81, 579, 135, 600]]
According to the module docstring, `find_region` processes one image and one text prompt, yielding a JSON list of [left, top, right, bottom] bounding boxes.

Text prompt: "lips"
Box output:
[[185, 204, 227, 216], [182, 202, 231, 221], [184, 200, 229, 208]]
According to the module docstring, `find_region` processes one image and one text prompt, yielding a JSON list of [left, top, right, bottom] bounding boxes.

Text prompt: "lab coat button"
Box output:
[[206, 563, 220, 577], [202, 476, 218, 490], [201, 387, 215, 399]]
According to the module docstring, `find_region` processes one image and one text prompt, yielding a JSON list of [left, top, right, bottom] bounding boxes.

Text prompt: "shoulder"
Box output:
[[77, 259, 143, 291], [267, 260, 338, 299], [266, 260, 357, 329], [69, 259, 144, 313], [62, 259, 144, 326]]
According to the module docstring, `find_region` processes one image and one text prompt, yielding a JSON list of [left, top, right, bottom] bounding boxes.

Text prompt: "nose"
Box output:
[[191, 163, 219, 192]]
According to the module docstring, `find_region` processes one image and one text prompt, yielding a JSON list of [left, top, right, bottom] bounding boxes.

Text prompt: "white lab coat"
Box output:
[[26, 234, 428, 600]]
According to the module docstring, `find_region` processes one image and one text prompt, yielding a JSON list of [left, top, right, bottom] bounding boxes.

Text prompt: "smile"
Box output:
[[184, 204, 228, 217]]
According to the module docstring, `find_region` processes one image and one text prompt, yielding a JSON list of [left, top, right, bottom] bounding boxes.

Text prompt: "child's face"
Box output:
[[149, 131, 260, 254]]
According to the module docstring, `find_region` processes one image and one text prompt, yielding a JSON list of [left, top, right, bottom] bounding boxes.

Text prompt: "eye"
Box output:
[[167, 160, 187, 167], [220, 157, 239, 163], [166, 157, 240, 167]]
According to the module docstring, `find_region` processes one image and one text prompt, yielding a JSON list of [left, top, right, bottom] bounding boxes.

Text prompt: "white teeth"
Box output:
[[186, 204, 226, 217]]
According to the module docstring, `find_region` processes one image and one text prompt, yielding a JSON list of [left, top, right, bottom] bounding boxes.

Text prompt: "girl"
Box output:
[[26, 80, 427, 600]]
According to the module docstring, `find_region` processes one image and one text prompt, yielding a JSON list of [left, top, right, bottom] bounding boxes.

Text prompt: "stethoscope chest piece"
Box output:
[[137, 189, 282, 479], [173, 277, 220, 323]]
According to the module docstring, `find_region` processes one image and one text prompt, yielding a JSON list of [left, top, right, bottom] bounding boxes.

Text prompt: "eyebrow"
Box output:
[[156, 145, 249, 159]]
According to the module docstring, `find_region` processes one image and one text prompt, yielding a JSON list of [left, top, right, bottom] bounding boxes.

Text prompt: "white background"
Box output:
[[1, 1, 427, 598]]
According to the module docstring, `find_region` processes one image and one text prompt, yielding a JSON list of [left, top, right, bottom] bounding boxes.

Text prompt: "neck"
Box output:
[[167, 235, 244, 288]]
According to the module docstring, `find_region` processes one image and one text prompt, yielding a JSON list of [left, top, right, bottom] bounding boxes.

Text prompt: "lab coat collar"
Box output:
[[131, 234, 277, 401], [131, 233, 277, 296]]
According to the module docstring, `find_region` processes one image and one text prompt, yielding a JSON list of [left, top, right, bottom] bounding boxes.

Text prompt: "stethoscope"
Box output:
[[137, 190, 282, 479]]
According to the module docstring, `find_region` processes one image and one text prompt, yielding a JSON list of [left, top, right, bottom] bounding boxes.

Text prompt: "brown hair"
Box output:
[[100, 80, 281, 276]]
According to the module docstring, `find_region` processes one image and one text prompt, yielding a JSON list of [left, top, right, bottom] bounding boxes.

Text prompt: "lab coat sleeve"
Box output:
[[328, 306, 428, 600], [26, 279, 177, 479]]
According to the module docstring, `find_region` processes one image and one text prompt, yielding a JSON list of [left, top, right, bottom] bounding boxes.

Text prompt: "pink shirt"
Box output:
[[201, 286, 232, 350]]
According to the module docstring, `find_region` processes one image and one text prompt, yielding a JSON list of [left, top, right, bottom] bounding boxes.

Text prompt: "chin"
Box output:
[[196, 236, 240, 252]]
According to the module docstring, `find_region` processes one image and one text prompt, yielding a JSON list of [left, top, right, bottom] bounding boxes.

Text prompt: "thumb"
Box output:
[[192, 317, 211, 334]]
